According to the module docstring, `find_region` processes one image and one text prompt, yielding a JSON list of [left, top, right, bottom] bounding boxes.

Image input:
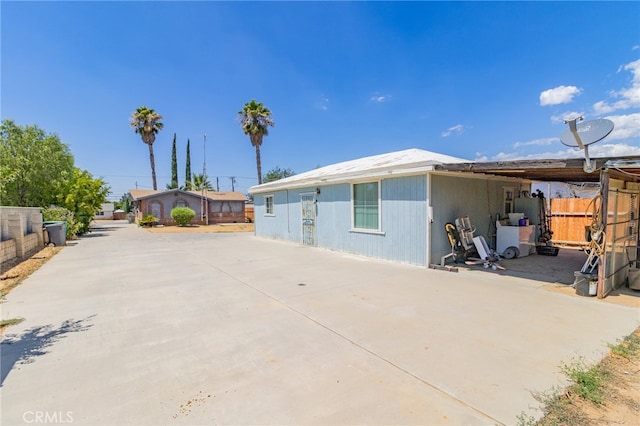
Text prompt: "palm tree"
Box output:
[[238, 99, 274, 185], [192, 173, 214, 191], [130, 106, 163, 190]]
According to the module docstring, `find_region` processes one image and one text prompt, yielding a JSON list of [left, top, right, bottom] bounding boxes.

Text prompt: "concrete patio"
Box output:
[[1, 221, 638, 425]]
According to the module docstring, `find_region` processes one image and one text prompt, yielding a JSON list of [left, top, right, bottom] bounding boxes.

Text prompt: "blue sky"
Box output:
[[2, 1, 639, 200]]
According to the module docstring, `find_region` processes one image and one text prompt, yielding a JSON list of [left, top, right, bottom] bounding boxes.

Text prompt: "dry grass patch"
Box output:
[[520, 327, 640, 426], [145, 223, 254, 234]]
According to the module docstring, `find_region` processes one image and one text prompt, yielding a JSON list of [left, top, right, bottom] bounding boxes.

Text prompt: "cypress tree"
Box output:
[[185, 138, 192, 190], [170, 133, 178, 189]]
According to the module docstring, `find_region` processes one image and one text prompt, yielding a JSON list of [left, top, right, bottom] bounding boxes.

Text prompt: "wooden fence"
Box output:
[[245, 205, 254, 223], [549, 198, 593, 247]]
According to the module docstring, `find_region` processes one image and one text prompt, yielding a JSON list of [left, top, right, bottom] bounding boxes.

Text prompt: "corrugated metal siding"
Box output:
[[255, 176, 428, 266]]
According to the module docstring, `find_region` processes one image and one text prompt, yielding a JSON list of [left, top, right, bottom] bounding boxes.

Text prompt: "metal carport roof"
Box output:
[[434, 156, 640, 183]]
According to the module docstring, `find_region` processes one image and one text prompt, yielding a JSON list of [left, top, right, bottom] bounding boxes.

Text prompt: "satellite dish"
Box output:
[[560, 117, 614, 173]]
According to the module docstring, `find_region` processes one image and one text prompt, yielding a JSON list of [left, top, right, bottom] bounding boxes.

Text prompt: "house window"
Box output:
[[175, 198, 188, 208], [353, 182, 380, 230], [503, 187, 515, 215], [150, 201, 162, 219], [231, 201, 243, 212], [265, 195, 274, 215]]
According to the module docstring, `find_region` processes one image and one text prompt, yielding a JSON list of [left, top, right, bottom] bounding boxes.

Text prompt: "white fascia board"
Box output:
[[250, 165, 437, 194]]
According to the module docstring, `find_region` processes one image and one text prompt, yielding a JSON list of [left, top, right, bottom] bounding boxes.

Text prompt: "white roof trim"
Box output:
[[250, 148, 468, 193]]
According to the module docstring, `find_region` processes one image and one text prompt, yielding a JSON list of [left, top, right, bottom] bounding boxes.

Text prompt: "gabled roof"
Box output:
[[250, 148, 468, 193], [129, 189, 247, 201]]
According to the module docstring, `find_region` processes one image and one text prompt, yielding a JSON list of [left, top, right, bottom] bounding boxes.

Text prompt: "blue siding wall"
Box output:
[[254, 191, 296, 240], [254, 175, 428, 266]]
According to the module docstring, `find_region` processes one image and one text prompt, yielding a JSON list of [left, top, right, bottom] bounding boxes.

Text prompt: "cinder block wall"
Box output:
[[0, 239, 17, 263], [0, 206, 44, 263], [23, 233, 40, 254]]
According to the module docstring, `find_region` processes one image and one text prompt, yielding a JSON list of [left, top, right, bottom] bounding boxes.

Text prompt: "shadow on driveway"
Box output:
[[1, 316, 94, 386]]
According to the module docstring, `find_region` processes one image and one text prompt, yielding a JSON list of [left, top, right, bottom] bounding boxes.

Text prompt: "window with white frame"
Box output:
[[352, 182, 379, 230], [264, 195, 274, 215]]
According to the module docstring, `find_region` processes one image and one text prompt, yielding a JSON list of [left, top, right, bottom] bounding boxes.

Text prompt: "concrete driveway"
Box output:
[[1, 222, 638, 425]]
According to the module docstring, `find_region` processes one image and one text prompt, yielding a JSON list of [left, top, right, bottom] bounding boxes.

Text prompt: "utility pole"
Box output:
[[216, 177, 219, 192], [201, 134, 208, 225], [230, 176, 236, 192]]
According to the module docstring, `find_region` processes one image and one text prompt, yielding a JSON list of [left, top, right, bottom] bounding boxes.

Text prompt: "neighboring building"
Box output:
[[130, 189, 247, 225], [249, 148, 536, 267], [94, 203, 115, 220], [113, 209, 127, 220]]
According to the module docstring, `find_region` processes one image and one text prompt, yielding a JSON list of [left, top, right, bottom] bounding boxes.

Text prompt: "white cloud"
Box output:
[[633, 45, 640, 51], [441, 124, 464, 137], [317, 96, 329, 110], [369, 93, 391, 103], [486, 143, 640, 162], [588, 143, 640, 157], [540, 85, 582, 106], [605, 113, 640, 140], [513, 137, 558, 148], [550, 111, 584, 124], [592, 101, 615, 115], [592, 59, 640, 114]]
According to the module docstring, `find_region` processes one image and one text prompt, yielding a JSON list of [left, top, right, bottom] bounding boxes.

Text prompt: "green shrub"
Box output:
[[171, 207, 195, 226], [138, 214, 159, 227], [42, 206, 80, 239]]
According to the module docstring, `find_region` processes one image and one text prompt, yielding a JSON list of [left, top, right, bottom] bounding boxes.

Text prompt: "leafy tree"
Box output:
[[185, 138, 192, 190], [130, 106, 163, 190], [114, 193, 133, 212], [168, 132, 178, 189], [263, 166, 295, 183], [238, 99, 274, 185], [0, 119, 74, 207], [1, 120, 109, 237], [55, 168, 110, 235], [192, 173, 213, 191], [171, 206, 195, 226]]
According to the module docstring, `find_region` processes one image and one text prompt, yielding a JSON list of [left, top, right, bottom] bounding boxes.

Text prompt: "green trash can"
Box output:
[[44, 222, 66, 246]]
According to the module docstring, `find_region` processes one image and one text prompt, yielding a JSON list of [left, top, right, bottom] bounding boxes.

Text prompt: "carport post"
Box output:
[[597, 169, 609, 298]]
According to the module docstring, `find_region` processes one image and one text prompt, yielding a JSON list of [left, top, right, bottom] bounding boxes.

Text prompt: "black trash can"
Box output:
[[44, 222, 66, 246]]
